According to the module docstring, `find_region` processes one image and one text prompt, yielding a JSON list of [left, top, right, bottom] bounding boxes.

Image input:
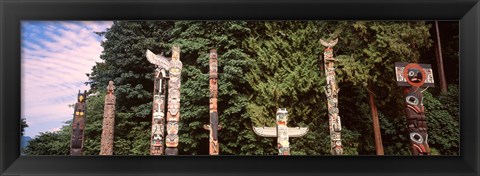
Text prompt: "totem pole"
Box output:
[[150, 69, 168, 155], [395, 62, 435, 155], [70, 90, 87, 155], [146, 48, 172, 155], [100, 81, 116, 155], [146, 46, 182, 155], [165, 46, 182, 155], [253, 108, 308, 155], [203, 49, 221, 155], [320, 38, 343, 155]]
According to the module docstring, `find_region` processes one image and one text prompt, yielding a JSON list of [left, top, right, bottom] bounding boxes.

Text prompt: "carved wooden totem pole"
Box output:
[[165, 46, 182, 155], [395, 62, 435, 155], [150, 68, 167, 155], [70, 90, 87, 155], [253, 108, 309, 155], [146, 45, 182, 155], [203, 49, 221, 155], [320, 38, 343, 155], [100, 81, 116, 155]]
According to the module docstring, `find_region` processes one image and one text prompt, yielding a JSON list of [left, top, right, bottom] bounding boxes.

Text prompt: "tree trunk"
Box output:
[[434, 21, 448, 93], [368, 88, 384, 155]]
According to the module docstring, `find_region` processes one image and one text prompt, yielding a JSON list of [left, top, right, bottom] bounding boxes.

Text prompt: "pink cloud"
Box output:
[[21, 21, 112, 137]]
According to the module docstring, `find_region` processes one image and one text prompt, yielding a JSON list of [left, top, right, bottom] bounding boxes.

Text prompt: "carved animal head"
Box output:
[[107, 81, 115, 93], [409, 132, 430, 155], [171, 46, 180, 61], [276, 108, 288, 125], [77, 93, 85, 103]]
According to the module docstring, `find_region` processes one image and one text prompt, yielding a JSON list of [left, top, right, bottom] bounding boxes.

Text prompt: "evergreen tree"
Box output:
[[244, 21, 361, 155]]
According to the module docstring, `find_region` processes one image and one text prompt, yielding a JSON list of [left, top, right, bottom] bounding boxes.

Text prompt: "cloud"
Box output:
[[21, 21, 112, 137], [49, 127, 62, 133]]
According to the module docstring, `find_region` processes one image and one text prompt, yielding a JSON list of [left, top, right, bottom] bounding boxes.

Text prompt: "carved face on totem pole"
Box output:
[[172, 46, 180, 61], [165, 134, 179, 147], [168, 99, 180, 117], [77, 90, 86, 103], [210, 80, 218, 98], [71, 122, 83, 148], [324, 48, 334, 59], [107, 81, 115, 94], [167, 121, 179, 134], [276, 108, 288, 125], [395, 62, 434, 87], [404, 64, 426, 87], [153, 112, 163, 123], [210, 61, 217, 72], [407, 68, 423, 83], [152, 123, 164, 144]]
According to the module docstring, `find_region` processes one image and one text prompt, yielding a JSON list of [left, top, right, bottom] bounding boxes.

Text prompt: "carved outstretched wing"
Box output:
[[320, 38, 339, 48], [146, 49, 160, 65], [287, 127, 308, 137], [253, 127, 277, 137], [146, 49, 171, 70]]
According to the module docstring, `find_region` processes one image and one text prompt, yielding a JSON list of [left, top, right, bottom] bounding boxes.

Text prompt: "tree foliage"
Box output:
[[21, 118, 28, 136]]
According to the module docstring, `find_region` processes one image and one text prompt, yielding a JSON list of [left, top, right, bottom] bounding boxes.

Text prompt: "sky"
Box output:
[[21, 21, 113, 138]]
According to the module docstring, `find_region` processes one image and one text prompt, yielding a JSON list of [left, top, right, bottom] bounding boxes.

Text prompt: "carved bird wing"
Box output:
[[320, 38, 339, 48], [253, 127, 277, 137], [146, 49, 160, 65], [287, 127, 309, 137], [146, 49, 171, 69]]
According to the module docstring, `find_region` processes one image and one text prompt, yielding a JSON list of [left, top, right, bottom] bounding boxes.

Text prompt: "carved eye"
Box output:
[[408, 70, 415, 76], [331, 108, 339, 114], [410, 132, 424, 143], [406, 96, 419, 105], [332, 98, 338, 103]]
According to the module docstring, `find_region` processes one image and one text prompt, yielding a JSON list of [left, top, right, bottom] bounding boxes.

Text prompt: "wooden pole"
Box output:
[[100, 81, 116, 155], [434, 21, 447, 93]]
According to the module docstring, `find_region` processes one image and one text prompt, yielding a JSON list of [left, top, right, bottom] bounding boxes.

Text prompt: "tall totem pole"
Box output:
[[395, 62, 435, 155], [320, 38, 343, 155], [203, 49, 221, 155], [70, 90, 87, 155], [100, 81, 116, 155], [146, 46, 182, 155], [150, 68, 168, 155], [165, 46, 182, 155], [253, 108, 309, 155]]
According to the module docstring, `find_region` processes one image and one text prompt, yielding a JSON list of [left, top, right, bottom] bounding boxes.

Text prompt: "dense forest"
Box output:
[[24, 21, 459, 155]]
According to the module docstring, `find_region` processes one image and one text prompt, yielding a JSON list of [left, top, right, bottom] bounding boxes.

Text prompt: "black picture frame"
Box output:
[[1, 0, 479, 175]]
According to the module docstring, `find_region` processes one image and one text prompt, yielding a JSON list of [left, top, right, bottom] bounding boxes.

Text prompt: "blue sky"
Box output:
[[21, 21, 113, 138]]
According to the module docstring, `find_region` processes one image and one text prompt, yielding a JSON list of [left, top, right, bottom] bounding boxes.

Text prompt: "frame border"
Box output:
[[1, 0, 479, 176]]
